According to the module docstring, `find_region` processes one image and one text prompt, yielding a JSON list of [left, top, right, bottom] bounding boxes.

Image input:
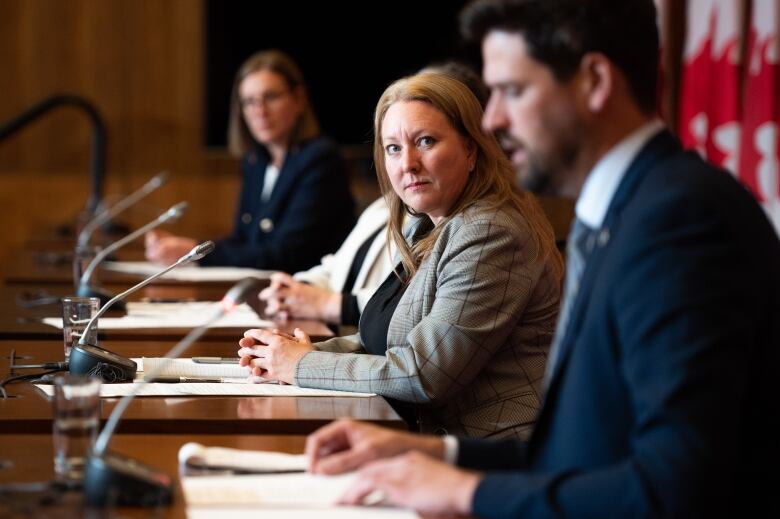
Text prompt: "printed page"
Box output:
[[183, 472, 355, 506], [34, 382, 375, 398], [178, 442, 307, 472], [187, 508, 418, 519], [141, 358, 250, 378], [42, 302, 273, 329], [103, 260, 273, 282]]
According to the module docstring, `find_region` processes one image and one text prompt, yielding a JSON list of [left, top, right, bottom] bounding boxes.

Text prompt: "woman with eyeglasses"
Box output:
[[145, 49, 355, 272]]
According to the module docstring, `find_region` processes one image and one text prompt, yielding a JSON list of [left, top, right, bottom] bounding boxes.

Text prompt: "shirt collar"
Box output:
[[575, 120, 665, 229]]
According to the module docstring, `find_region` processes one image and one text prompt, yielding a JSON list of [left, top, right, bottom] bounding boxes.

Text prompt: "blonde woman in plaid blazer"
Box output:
[[239, 72, 563, 439]]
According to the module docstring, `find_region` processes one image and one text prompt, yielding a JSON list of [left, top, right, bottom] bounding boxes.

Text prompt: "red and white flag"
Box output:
[[655, 0, 670, 120], [678, 0, 744, 174], [740, 0, 780, 233]]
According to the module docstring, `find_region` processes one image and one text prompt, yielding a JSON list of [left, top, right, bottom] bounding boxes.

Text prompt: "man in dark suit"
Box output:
[[302, 0, 780, 517]]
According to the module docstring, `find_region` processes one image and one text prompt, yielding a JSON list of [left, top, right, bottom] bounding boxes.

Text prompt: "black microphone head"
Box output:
[[221, 278, 261, 311], [189, 240, 215, 261]]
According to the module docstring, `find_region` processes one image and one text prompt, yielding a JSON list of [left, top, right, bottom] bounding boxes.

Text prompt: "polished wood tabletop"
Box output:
[[0, 284, 333, 342], [0, 341, 405, 435], [0, 433, 307, 518], [4, 248, 263, 288], [5, 248, 162, 286]]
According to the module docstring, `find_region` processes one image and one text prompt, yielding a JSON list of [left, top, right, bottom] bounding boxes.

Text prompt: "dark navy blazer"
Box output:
[[459, 131, 780, 518], [200, 136, 355, 272]]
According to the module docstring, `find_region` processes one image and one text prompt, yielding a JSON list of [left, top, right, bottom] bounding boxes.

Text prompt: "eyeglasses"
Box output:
[[239, 90, 290, 110]]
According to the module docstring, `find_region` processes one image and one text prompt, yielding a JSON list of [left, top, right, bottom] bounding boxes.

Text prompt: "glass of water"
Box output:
[[61, 296, 100, 359], [52, 374, 101, 482]]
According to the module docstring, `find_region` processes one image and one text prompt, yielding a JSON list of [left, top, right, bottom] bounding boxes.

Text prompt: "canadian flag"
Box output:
[[678, 0, 744, 174], [655, 0, 669, 118], [740, 0, 780, 233]]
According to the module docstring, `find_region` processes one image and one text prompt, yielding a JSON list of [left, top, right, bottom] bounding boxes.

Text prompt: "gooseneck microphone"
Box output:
[[0, 94, 106, 215], [76, 171, 170, 249], [68, 241, 215, 383], [83, 277, 261, 506], [76, 201, 188, 308]]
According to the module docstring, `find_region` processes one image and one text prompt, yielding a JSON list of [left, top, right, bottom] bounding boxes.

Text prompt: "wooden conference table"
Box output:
[[0, 284, 334, 342], [3, 248, 183, 286], [0, 244, 414, 515], [0, 433, 306, 518], [0, 435, 459, 518], [0, 340, 405, 435]]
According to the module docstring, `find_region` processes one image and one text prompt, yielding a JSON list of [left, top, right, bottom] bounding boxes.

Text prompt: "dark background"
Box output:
[[204, 0, 476, 147]]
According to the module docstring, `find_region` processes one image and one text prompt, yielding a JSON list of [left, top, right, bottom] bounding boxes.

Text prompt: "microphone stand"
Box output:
[[76, 201, 188, 309], [83, 278, 261, 506], [68, 241, 215, 383], [76, 170, 170, 250], [0, 94, 106, 216]]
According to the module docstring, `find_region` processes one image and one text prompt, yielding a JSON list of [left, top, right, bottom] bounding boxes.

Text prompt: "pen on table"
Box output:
[[191, 357, 238, 364], [145, 376, 223, 383]]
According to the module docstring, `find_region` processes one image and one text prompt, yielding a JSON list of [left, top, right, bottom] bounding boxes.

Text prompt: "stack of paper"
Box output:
[[139, 357, 249, 378], [179, 443, 419, 518], [104, 260, 273, 282], [33, 358, 376, 398], [42, 301, 274, 329], [179, 442, 306, 473]]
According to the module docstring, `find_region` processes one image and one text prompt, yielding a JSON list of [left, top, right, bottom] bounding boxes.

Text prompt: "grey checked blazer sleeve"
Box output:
[[295, 202, 560, 437], [314, 333, 363, 354]]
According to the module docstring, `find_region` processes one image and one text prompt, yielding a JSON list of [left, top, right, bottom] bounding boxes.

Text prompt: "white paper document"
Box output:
[[34, 381, 374, 398], [140, 358, 250, 378], [180, 445, 418, 518], [183, 472, 355, 506], [103, 260, 274, 282], [179, 442, 307, 473], [186, 507, 417, 519], [42, 301, 273, 329]]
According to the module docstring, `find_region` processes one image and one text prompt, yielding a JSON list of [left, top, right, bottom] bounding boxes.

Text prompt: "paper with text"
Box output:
[[103, 260, 274, 282], [183, 472, 353, 506], [187, 508, 418, 519], [34, 382, 375, 398], [179, 442, 307, 473], [42, 301, 273, 329], [140, 358, 250, 378]]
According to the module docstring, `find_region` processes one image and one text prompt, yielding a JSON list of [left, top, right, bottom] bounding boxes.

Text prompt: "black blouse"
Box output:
[[359, 263, 407, 355], [339, 225, 385, 326], [358, 215, 433, 355]]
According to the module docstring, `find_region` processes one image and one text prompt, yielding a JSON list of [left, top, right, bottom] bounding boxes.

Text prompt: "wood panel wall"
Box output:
[[0, 0, 238, 275], [0, 0, 685, 278]]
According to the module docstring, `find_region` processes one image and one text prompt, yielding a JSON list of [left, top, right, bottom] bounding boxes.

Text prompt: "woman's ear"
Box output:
[[466, 139, 477, 172], [579, 52, 613, 113], [291, 85, 306, 113]]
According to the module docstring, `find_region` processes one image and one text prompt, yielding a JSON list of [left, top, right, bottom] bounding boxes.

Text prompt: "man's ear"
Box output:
[[579, 52, 613, 113]]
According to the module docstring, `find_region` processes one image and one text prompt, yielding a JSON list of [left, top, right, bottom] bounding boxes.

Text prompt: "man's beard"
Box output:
[[514, 136, 580, 197], [517, 159, 551, 194]]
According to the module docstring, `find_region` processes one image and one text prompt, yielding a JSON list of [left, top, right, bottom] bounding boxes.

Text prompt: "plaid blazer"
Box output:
[[295, 200, 561, 439]]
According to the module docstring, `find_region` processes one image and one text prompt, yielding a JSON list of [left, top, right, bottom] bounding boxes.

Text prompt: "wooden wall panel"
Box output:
[[0, 0, 238, 276]]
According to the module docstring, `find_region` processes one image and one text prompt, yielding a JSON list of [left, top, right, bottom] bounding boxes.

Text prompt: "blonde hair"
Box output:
[[227, 49, 320, 158], [373, 72, 563, 281]]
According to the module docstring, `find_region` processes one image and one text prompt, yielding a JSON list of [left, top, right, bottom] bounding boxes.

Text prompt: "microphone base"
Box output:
[[84, 451, 173, 507], [76, 284, 126, 312], [69, 343, 137, 383]]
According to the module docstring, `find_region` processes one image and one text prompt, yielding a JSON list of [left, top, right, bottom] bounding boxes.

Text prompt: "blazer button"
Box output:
[[259, 218, 274, 233], [597, 228, 610, 247], [247, 153, 257, 165], [241, 212, 252, 224]]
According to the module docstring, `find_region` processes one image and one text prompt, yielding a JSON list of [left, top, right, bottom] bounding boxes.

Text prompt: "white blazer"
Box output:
[[294, 197, 395, 311]]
